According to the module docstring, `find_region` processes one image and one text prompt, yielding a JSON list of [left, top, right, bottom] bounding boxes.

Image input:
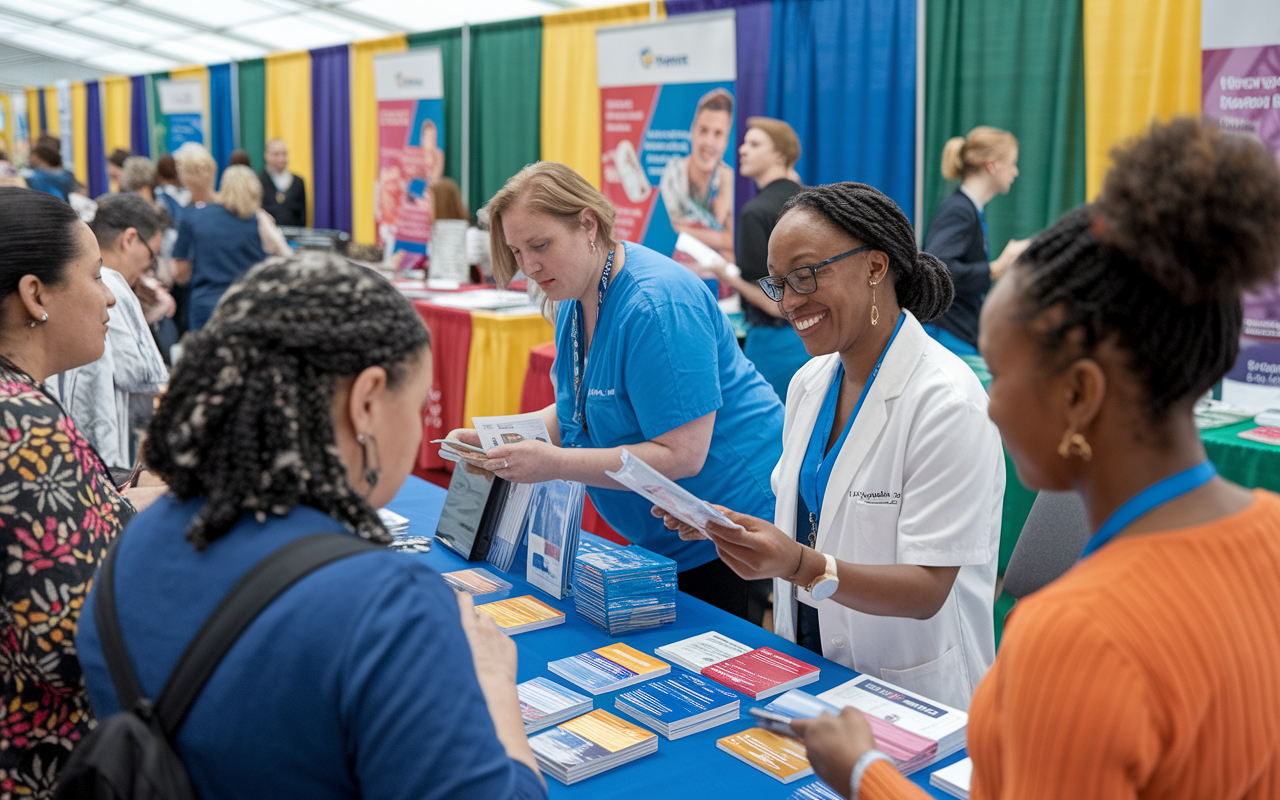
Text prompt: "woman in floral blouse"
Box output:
[[0, 188, 162, 798]]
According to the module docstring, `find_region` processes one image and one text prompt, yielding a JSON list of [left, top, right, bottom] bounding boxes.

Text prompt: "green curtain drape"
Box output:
[[468, 16, 542, 213], [237, 58, 267, 171], [406, 28, 464, 185], [149, 71, 168, 156], [923, 0, 1086, 252]]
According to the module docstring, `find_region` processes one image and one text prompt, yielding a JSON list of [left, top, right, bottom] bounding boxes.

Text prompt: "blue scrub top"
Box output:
[[554, 241, 785, 570], [173, 203, 266, 330]]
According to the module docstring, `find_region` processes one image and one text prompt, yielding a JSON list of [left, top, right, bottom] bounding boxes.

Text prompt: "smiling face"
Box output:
[[499, 198, 600, 303], [691, 108, 732, 174], [767, 208, 891, 357], [739, 127, 782, 181], [43, 221, 116, 374]]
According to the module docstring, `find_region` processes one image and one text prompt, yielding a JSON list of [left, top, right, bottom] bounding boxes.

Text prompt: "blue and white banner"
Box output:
[[156, 78, 205, 152], [598, 10, 737, 261]]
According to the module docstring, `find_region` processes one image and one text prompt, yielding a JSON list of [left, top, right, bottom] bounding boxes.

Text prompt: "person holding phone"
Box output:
[[653, 182, 1003, 710], [449, 161, 784, 619]]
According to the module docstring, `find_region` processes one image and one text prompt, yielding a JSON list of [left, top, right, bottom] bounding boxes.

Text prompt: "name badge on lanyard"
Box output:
[[570, 248, 616, 435]]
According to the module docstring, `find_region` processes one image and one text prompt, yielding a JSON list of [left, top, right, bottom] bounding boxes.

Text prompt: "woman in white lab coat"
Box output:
[[655, 183, 1004, 710]]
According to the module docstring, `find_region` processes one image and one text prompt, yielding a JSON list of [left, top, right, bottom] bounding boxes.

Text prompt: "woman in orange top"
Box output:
[[794, 117, 1280, 799]]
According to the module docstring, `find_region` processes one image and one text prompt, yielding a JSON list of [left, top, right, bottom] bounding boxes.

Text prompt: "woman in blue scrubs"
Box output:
[[450, 162, 784, 618]]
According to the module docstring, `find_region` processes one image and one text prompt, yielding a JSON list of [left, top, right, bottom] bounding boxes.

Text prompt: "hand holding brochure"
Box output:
[[605, 448, 742, 534], [471, 412, 554, 451]]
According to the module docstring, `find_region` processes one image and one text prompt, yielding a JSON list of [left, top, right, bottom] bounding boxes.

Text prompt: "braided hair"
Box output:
[[782, 183, 954, 323], [144, 252, 431, 549], [1016, 116, 1280, 421]]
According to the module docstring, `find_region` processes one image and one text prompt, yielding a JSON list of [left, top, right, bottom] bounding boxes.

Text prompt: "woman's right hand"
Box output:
[[455, 590, 518, 687], [990, 238, 1031, 281], [443, 428, 492, 475]]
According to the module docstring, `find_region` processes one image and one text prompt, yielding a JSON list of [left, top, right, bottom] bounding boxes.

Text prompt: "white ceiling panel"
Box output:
[[64, 14, 194, 46], [123, 0, 287, 30], [82, 49, 178, 74], [339, 0, 549, 30], [151, 33, 267, 63], [235, 14, 363, 51], [0, 0, 106, 24], [296, 9, 389, 39], [9, 27, 112, 59]]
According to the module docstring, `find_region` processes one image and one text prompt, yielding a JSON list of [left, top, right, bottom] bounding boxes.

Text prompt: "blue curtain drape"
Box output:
[[86, 81, 107, 197], [667, 0, 773, 216], [209, 63, 235, 176], [767, 0, 917, 220], [129, 74, 150, 157], [309, 44, 351, 233]]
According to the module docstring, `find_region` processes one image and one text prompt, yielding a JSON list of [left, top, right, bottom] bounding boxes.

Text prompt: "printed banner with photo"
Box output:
[[597, 10, 737, 263], [373, 47, 446, 262], [1203, 0, 1280, 408], [156, 79, 206, 153]]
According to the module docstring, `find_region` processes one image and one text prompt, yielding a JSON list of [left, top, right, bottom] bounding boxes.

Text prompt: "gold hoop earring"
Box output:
[[869, 280, 879, 326], [1056, 429, 1092, 461]]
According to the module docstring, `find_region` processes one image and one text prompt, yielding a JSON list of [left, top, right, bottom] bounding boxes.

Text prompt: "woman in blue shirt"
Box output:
[[76, 253, 546, 800], [451, 162, 784, 617], [172, 165, 268, 330]]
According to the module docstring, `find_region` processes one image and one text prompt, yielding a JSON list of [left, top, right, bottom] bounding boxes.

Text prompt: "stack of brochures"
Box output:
[[441, 568, 513, 603], [716, 727, 813, 783], [475, 595, 566, 634], [524, 480, 586, 600], [816, 676, 968, 774], [529, 709, 659, 785], [655, 631, 754, 672], [929, 757, 972, 799], [614, 673, 741, 739], [485, 481, 533, 572], [573, 547, 676, 635], [518, 677, 593, 734], [787, 782, 843, 800], [763, 689, 938, 775], [548, 643, 671, 695], [701, 647, 820, 701]]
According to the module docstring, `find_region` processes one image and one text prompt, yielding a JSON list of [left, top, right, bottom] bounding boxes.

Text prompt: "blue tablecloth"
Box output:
[[388, 477, 965, 799]]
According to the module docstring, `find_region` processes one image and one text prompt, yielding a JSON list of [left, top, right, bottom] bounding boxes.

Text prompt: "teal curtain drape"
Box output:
[[237, 58, 267, 171], [468, 16, 542, 213], [922, 0, 1086, 251], [406, 28, 464, 185], [149, 71, 168, 156]]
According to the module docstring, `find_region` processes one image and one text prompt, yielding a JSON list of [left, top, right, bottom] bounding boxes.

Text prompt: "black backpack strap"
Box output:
[[109, 532, 380, 737], [93, 539, 146, 715]]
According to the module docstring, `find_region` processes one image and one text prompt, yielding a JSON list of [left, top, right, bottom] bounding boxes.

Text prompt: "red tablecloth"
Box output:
[[413, 299, 473, 475], [518, 342, 627, 545]]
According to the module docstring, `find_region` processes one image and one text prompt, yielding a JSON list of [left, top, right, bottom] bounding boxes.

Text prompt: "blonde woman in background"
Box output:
[[173, 165, 269, 330], [922, 126, 1028, 356]]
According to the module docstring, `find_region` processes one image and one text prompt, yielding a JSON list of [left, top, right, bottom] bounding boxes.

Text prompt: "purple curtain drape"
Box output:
[[36, 87, 48, 134], [86, 81, 108, 197], [310, 44, 352, 233], [666, 0, 773, 214], [129, 74, 150, 157]]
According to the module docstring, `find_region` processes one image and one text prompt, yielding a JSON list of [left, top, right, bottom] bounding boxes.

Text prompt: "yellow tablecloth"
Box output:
[[462, 311, 555, 426]]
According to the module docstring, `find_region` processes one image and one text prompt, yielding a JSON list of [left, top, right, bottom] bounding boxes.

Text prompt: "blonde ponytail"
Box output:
[[940, 126, 1018, 181], [940, 137, 967, 181]]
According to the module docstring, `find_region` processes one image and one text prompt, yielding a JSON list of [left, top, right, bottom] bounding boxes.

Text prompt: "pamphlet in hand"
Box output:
[[472, 412, 554, 452], [761, 690, 938, 774], [605, 448, 742, 535], [816, 676, 967, 773]]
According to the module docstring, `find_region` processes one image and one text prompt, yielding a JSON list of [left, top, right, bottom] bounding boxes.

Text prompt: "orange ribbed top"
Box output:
[[862, 489, 1280, 800]]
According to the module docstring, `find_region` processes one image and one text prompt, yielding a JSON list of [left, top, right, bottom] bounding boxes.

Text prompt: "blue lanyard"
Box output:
[[800, 312, 905, 521], [570, 248, 616, 430], [1078, 460, 1217, 559]]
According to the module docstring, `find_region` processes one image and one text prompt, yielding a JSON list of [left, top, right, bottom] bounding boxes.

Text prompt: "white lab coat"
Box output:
[[771, 311, 1003, 710]]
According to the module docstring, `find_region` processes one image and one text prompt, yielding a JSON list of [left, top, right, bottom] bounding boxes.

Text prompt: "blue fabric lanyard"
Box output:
[[1078, 460, 1217, 559], [978, 208, 989, 258], [570, 248, 616, 430], [799, 313, 905, 521]]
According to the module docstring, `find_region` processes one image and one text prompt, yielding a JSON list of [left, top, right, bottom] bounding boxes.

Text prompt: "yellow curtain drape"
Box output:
[[25, 89, 39, 138], [168, 65, 212, 148], [540, 2, 664, 187], [71, 83, 88, 186], [103, 76, 131, 153], [42, 86, 60, 139], [351, 35, 407, 245], [462, 312, 556, 426], [266, 51, 314, 226], [1083, 0, 1201, 198], [0, 95, 12, 164]]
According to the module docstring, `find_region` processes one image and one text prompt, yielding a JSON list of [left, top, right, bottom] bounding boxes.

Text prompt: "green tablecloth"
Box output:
[[1201, 421, 1280, 492]]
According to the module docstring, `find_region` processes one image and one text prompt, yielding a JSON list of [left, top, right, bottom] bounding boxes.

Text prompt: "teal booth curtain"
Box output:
[[468, 16, 542, 213], [406, 28, 465, 185]]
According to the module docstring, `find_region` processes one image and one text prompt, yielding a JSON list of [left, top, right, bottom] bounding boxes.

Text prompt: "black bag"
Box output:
[[55, 533, 380, 799]]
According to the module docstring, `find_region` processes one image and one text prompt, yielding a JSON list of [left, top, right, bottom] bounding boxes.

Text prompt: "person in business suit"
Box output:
[[259, 138, 307, 228], [922, 126, 1029, 356]]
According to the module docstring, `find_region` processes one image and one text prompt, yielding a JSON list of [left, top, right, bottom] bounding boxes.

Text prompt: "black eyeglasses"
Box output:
[[757, 246, 872, 301], [139, 236, 158, 271]]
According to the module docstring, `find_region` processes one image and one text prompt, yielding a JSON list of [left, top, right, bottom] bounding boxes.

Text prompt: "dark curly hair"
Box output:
[[144, 253, 431, 549], [1016, 116, 1280, 420], [782, 183, 955, 323]]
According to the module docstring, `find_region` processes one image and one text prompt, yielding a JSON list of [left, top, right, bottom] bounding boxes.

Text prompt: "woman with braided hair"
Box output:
[[655, 182, 1005, 710], [75, 253, 548, 800], [795, 118, 1280, 800]]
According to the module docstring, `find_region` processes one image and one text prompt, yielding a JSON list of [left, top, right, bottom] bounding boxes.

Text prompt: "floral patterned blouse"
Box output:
[[0, 368, 132, 798]]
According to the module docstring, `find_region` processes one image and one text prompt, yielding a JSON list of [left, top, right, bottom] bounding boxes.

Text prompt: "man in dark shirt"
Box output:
[[259, 138, 307, 227], [708, 117, 807, 401]]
